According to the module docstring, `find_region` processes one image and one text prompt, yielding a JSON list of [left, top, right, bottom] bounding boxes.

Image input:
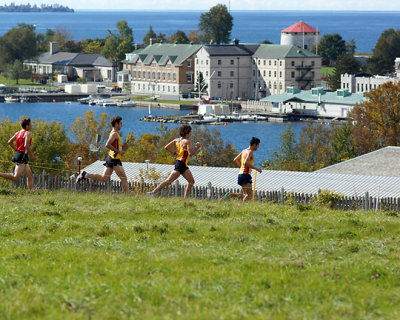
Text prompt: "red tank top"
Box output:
[[16, 130, 30, 153]]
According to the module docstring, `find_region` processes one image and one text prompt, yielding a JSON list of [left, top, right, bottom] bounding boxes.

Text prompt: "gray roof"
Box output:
[[126, 43, 202, 66], [25, 52, 112, 67], [202, 44, 259, 56], [253, 44, 319, 59], [316, 146, 400, 177], [82, 160, 400, 198]]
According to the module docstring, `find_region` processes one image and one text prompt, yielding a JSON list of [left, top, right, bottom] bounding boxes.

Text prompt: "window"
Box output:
[[142, 72, 145, 80], [168, 86, 170, 92], [168, 73, 171, 81], [311, 71, 314, 79], [269, 60, 271, 66], [133, 71, 136, 78], [230, 71, 234, 77], [279, 61, 282, 66], [158, 72, 161, 80], [148, 71, 151, 79], [201, 60, 203, 65], [138, 71, 141, 79], [269, 71, 271, 77], [196, 59, 199, 64], [230, 82, 234, 88], [274, 71, 277, 77], [230, 59, 234, 65], [206, 71, 209, 76], [291, 61, 295, 67], [253, 70, 256, 76], [186, 73, 193, 82], [163, 72, 166, 80], [274, 82, 277, 89], [187, 60, 192, 67], [258, 60, 260, 65], [163, 85, 165, 91], [263, 70, 266, 76], [218, 60, 222, 65], [152, 72, 155, 79], [311, 61, 315, 67], [218, 71, 222, 77], [279, 83, 282, 89], [274, 61, 277, 66], [206, 60, 209, 65], [304, 45, 308, 49], [263, 60, 266, 66], [291, 71, 295, 78], [218, 82, 221, 89], [280, 71, 282, 78], [138, 83, 140, 90], [173, 86, 176, 92], [173, 73, 176, 81], [268, 82, 271, 89]]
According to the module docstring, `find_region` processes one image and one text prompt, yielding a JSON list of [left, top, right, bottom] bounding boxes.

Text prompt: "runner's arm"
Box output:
[[244, 151, 262, 173], [7, 133, 17, 151], [164, 139, 178, 155], [187, 139, 200, 156], [24, 132, 36, 159], [233, 152, 242, 167]]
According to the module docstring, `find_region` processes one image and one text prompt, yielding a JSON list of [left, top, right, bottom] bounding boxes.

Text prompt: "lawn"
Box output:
[[322, 67, 335, 78], [0, 190, 399, 319]]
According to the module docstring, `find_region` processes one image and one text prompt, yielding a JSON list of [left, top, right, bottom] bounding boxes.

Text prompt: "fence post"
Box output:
[[364, 192, 369, 211], [174, 180, 180, 197], [280, 187, 285, 205], [207, 182, 212, 199]]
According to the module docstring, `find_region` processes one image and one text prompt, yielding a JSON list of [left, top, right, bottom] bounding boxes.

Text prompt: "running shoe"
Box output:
[[223, 192, 231, 200]]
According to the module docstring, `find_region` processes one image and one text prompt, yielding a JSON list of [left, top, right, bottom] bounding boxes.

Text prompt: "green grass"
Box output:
[[322, 67, 335, 77], [0, 190, 400, 319], [0, 75, 35, 86]]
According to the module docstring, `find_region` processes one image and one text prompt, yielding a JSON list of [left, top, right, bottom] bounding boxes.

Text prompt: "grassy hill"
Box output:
[[0, 190, 399, 319]]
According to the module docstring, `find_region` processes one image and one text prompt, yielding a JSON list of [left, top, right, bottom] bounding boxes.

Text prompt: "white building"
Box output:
[[341, 73, 400, 94], [261, 86, 366, 118], [280, 21, 320, 51]]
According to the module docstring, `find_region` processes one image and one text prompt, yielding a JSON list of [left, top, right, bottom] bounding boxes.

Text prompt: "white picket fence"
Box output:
[[12, 173, 400, 212]]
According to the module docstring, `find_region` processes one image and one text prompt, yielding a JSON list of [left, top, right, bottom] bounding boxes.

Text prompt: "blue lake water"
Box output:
[[0, 10, 399, 52], [0, 102, 306, 163]]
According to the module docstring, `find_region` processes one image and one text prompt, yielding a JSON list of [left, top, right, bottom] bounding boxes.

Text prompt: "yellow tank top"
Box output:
[[176, 138, 189, 165], [108, 131, 122, 159], [239, 151, 253, 174]]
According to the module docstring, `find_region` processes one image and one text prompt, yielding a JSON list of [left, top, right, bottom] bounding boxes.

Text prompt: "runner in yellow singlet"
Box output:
[[76, 116, 129, 193], [148, 125, 200, 198], [226, 137, 262, 201]]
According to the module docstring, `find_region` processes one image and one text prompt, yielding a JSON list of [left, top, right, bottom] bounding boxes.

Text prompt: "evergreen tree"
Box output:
[[143, 26, 157, 45], [168, 30, 189, 44], [194, 72, 207, 95], [328, 53, 361, 90], [315, 33, 346, 66], [199, 4, 233, 44]]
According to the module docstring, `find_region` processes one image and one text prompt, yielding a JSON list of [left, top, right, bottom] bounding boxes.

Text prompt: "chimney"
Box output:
[[232, 38, 239, 46], [149, 38, 154, 45], [50, 42, 59, 55]]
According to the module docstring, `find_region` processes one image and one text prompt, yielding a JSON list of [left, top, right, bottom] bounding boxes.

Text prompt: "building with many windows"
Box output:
[[122, 42, 201, 97], [195, 40, 321, 100], [341, 73, 400, 93]]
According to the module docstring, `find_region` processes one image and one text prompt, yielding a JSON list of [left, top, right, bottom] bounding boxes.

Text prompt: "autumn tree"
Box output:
[[187, 30, 206, 44], [199, 4, 233, 44], [351, 81, 400, 154], [168, 30, 189, 44]]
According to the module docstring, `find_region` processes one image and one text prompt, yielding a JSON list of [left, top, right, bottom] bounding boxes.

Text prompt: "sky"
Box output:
[[3, 0, 400, 11]]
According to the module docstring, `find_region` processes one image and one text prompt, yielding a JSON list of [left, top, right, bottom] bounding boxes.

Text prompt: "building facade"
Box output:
[[341, 73, 400, 93], [122, 43, 201, 97], [194, 40, 257, 100], [24, 42, 115, 82], [252, 44, 322, 98]]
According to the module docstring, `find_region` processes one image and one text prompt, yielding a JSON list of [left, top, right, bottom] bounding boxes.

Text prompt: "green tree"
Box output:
[[261, 40, 272, 44], [7, 60, 26, 84], [168, 30, 189, 44], [366, 28, 400, 75], [345, 39, 356, 54], [315, 33, 346, 66], [102, 20, 134, 69], [0, 24, 37, 71], [328, 53, 360, 91], [81, 38, 105, 53], [142, 26, 157, 46], [330, 122, 356, 164], [262, 126, 299, 171], [199, 4, 233, 44]]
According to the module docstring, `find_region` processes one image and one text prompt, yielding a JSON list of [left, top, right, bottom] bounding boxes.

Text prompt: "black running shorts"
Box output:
[[238, 174, 252, 186], [12, 151, 28, 164], [103, 155, 122, 168], [174, 160, 188, 174]]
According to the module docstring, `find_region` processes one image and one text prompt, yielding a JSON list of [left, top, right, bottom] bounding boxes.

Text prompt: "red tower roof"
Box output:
[[281, 21, 319, 33]]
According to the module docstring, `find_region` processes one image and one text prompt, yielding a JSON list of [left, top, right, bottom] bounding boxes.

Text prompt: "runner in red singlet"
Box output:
[[0, 118, 36, 191]]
